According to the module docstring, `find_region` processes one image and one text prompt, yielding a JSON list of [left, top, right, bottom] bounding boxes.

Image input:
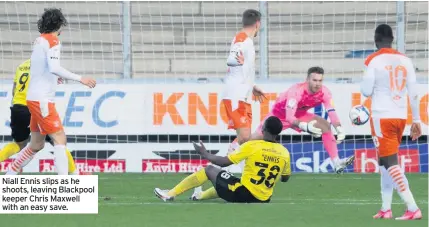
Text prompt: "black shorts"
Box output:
[[215, 170, 269, 203], [10, 105, 31, 142], [10, 104, 52, 144]]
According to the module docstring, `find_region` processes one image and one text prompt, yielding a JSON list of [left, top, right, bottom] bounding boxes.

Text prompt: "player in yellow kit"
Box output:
[[154, 116, 290, 203], [0, 59, 84, 174]]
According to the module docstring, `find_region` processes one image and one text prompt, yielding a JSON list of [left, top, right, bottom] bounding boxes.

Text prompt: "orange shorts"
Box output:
[[27, 100, 63, 135], [222, 99, 252, 130], [370, 118, 406, 157]]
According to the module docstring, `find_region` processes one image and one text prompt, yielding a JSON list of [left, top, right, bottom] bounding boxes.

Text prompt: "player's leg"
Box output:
[[0, 105, 31, 162], [223, 99, 252, 156], [48, 130, 68, 175], [46, 136, 81, 175], [296, 113, 354, 173], [28, 101, 68, 175], [372, 119, 421, 220], [154, 166, 210, 201], [191, 186, 218, 201], [373, 157, 394, 219], [6, 130, 45, 175]]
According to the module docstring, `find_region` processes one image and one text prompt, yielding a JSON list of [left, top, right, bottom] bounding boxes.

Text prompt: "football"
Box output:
[[349, 105, 370, 125]]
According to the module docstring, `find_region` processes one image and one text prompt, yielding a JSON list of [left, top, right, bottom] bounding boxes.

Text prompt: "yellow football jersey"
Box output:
[[228, 140, 291, 201], [12, 59, 31, 106]]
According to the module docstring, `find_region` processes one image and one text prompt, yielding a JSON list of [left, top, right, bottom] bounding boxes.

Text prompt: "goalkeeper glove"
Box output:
[[299, 120, 322, 137], [334, 125, 346, 144]]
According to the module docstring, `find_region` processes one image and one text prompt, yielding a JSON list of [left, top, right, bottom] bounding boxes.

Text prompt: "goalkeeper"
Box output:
[[0, 59, 85, 175], [155, 116, 291, 203]]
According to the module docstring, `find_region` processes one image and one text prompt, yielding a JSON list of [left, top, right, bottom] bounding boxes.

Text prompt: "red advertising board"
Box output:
[[142, 159, 209, 173], [354, 149, 420, 173], [40, 159, 126, 173]]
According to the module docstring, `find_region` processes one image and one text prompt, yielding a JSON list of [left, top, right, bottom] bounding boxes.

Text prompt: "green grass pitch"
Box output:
[[3, 173, 428, 227]]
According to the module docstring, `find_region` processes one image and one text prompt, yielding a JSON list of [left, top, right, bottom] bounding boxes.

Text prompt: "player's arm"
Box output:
[[322, 87, 345, 143], [285, 90, 322, 135], [192, 141, 233, 167], [226, 42, 242, 67], [280, 151, 291, 182], [232, 42, 266, 102], [46, 42, 96, 88], [10, 66, 20, 104], [406, 60, 422, 140], [360, 65, 375, 97]]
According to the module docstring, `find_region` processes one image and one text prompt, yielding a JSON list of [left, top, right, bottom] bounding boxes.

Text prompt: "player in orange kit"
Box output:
[[6, 8, 96, 175], [361, 24, 422, 220]]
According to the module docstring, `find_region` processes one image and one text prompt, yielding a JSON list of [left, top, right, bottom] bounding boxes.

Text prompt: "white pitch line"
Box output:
[[98, 197, 429, 204], [100, 201, 425, 206]]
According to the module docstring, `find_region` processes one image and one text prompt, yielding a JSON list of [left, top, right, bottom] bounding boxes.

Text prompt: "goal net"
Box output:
[[0, 1, 427, 174]]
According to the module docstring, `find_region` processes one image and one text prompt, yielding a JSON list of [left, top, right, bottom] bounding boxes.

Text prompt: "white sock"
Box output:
[[332, 156, 341, 168], [54, 145, 68, 175], [6, 146, 35, 175], [193, 186, 202, 194], [387, 165, 418, 212], [380, 166, 393, 211]]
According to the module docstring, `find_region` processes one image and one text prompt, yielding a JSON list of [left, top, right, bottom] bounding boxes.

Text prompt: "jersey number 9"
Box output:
[[18, 73, 29, 92]]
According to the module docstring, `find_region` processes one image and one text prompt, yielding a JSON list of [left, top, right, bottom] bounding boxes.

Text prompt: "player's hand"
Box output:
[[410, 122, 422, 141], [253, 86, 267, 103], [57, 78, 64, 84], [235, 51, 244, 65], [80, 77, 96, 88], [335, 126, 346, 144], [192, 140, 208, 156], [299, 120, 322, 136]]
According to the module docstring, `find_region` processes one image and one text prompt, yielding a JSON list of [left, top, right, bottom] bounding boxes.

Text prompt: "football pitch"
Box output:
[[3, 173, 428, 227]]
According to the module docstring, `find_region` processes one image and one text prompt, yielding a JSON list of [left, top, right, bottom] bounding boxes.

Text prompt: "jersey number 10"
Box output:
[[385, 65, 407, 100]]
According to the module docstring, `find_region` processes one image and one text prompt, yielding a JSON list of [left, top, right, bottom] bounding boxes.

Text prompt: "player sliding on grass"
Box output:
[[6, 8, 96, 175], [155, 116, 290, 203], [362, 24, 422, 220], [0, 59, 88, 175], [190, 66, 354, 201]]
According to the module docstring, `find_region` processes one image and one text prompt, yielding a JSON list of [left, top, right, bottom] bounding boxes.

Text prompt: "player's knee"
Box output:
[[204, 165, 220, 181], [16, 140, 29, 150], [49, 131, 67, 146], [205, 165, 215, 174], [30, 142, 44, 152]]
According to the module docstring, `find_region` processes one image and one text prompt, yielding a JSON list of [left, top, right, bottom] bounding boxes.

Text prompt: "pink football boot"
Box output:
[[395, 209, 422, 220], [373, 210, 392, 219]]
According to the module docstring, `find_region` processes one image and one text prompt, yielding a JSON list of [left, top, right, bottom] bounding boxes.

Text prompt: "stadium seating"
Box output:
[[0, 1, 427, 81]]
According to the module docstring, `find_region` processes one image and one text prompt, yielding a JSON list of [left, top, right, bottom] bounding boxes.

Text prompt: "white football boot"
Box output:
[[190, 187, 203, 201], [335, 155, 355, 174], [154, 188, 174, 202]]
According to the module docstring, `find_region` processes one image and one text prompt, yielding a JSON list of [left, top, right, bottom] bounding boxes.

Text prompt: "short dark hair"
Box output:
[[37, 8, 68, 34], [375, 24, 394, 43], [242, 9, 261, 27], [263, 116, 283, 136], [307, 66, 324, 78]]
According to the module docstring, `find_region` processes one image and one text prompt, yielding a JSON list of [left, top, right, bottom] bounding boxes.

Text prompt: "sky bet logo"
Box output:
[[1, 90, 125, 128]]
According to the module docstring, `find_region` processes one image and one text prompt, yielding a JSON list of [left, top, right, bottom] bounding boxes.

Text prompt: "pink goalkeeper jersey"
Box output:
[[271, 82, 340, 125]]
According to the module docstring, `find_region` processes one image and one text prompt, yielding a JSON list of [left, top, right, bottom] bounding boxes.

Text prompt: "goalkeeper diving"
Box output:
[[154, 116, 290, 203], [229, 64, 354, 174]]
